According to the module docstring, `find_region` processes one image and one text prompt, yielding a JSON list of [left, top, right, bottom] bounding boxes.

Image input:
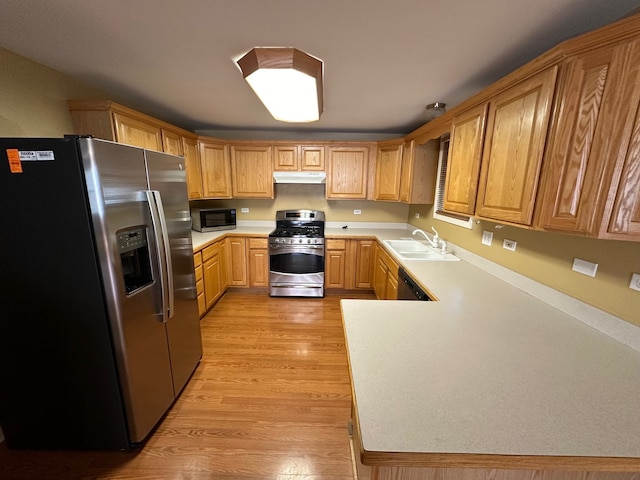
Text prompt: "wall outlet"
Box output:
[[630, 273, 640, 292], [241, 208, 249, 213], [414, 212, 420, 219], [572, 258, 598, 277], [353, 209, 362, 215], [503, 239, 517, 251], [482, 231, 493, 246]]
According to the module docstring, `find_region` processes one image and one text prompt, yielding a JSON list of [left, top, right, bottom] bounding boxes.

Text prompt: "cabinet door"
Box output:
[[537, 39, 640, 238], [385, 271, 398, 300], [399, 141, 415, 203], [227, 237, 247, 286], [374, 142, 403, 201], [200, 140, 232, 198], [248, 238, 269, 287], [113, 113, 162, 151], [203, 256, 222, 309], [354, 240, 374, 289], [444, 104, 488, 215], [161, 129, 184, 156], [326, 147, 369, 199], [219, 239, 229, 290], [273, 145, 298, 171], [183, 136, 203, 200], [230, 145, 274, 198], [609, 113, 640, 238], [475, 67, 557, 225], [400, 140, 438, 205], [373, 255, 388, 300], [300, 146, 325, 171], [325, 239, 347, 289]]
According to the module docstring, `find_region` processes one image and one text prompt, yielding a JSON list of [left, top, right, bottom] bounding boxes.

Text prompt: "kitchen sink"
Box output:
[[383, 239, 460, 261]]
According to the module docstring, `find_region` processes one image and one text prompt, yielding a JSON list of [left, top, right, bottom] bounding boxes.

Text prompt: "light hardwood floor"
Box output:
[[0, 290, 375, 479]]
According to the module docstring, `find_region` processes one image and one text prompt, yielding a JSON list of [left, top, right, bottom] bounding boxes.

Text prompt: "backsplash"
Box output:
[[190, 183, 410, 223]]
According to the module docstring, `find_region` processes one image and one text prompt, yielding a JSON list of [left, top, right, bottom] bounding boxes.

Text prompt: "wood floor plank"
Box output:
[[0, 291, 374, 479]]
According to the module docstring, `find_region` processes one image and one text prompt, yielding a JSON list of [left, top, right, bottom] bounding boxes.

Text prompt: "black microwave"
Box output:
[[191, 208, 236, 232]]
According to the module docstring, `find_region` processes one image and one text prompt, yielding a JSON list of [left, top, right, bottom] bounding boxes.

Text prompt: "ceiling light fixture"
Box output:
[[236, 47, 323, 123], [425, 102, 446, 121]]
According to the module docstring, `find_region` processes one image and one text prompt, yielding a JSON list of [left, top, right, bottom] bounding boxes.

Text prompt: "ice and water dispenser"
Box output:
[[117, 226, 153, 294]]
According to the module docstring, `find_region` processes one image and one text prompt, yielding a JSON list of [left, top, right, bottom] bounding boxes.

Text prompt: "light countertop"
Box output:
[[190, 224, 640, 467]]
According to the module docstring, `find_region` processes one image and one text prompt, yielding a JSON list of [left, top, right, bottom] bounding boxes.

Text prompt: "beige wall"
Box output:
[[409, 205, 640, 327], [191, 183, 410, 223], [0, 47, 108, 136]]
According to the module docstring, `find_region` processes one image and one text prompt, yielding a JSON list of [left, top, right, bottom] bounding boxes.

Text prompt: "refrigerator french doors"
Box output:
[[0, 137, 202, 449]]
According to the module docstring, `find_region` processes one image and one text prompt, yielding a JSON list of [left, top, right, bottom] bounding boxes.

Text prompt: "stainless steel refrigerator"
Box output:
[[0, 137, 203, 449]]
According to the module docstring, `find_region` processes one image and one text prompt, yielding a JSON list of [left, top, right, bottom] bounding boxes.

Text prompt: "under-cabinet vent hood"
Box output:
[[273, 171, 326, 184]]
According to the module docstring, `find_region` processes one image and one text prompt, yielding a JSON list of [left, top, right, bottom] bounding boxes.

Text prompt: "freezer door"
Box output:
[[80, 139, 176, 443], [144, 149, 203, 395]]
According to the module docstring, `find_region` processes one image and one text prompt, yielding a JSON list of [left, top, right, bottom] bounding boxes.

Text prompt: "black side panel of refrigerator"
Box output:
[[0, 138, 130, 449]]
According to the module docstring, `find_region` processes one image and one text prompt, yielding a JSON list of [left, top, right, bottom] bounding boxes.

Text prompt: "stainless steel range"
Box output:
[[269, 210, 325, 297]]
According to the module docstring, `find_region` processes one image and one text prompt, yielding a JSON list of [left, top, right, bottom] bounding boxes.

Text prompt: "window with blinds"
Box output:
[[433, 135, 474, 229]]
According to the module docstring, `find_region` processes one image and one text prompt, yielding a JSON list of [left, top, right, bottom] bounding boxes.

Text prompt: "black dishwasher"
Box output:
[[397, 267, 432, 301]]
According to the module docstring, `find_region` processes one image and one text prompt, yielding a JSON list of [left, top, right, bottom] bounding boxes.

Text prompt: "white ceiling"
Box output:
[[2, 0, 640, 137]]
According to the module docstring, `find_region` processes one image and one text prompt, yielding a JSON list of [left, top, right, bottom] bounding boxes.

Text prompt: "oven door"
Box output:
[[269, 244, 325, 297]]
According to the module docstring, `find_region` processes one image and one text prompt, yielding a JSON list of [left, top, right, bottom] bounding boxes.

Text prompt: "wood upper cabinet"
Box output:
[[273, 144, 325, 171], [444, 104, 488, 215], [374, 140, 404, 201], [199, 138, 232, 198], [326, 146, 370, 199], [399, 139, 439, 204], [161, 129, 183, 156], [230, 144, 274, 198], [112, 112, 163, 151], [475, 67, 558, 225], [537, 38, 640, 240], [183, 136, 203, 200]]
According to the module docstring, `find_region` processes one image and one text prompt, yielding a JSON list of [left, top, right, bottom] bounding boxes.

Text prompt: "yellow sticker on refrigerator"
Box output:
[[6, 149, 23, 173]]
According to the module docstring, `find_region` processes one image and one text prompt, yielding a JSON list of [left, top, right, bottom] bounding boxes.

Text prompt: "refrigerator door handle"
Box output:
[[145, 190, 174, 321]]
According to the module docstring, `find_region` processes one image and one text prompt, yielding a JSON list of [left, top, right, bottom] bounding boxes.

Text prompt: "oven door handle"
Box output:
[[269, 245, 325, 254]]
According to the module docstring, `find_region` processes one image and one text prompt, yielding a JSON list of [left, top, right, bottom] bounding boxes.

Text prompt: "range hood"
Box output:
[[273, 171, 326, 184]]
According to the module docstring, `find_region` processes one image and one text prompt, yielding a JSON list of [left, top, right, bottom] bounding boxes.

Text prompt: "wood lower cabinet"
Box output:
[[199, 138, 232, 198], [444, 104, 488, 215], [193, 252, 205, 317], [373, 243, 399, 300], [230, 144, 274, 198], [537, 38, 640, 240], [325, 239, 348, 289], [475, 66, 558, 225], [325, 238, 375, 291], [326, 146, 372, 199], [227, 237, 248, 286], [248, 237, 269, 287], [202, 242, 223, 310]]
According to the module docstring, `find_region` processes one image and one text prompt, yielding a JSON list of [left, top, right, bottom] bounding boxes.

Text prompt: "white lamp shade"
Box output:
[[237, 48, 323, 123]]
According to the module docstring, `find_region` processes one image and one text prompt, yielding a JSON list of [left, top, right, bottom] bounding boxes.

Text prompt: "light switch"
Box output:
[[572, 258, 598, 277], [241, 208, 249, 213], [630, 273, 640, 292], [482, 231, 493, 246]]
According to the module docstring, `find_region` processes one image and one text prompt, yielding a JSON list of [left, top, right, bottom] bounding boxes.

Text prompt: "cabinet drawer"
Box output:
[[193, 252, 202, 268], [202, 242, 220, 262], [194, 264, 203, 283], [248, 237, 268, 249], [196, 278, 204, 296], [197, 293, 206, 317], [326, 238, 347, 250]]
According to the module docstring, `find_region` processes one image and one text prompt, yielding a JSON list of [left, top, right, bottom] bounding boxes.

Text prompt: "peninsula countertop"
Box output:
[[341, 254, 640, 470]]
